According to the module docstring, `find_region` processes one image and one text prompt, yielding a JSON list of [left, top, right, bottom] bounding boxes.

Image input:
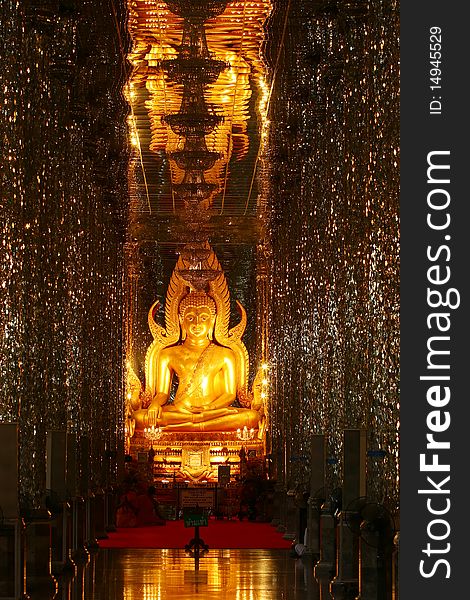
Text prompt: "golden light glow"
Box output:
[[132, 245, 265, 436]]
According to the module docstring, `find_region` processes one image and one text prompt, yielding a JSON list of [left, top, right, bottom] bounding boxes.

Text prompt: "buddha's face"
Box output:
[[181, 306, 215, 341]]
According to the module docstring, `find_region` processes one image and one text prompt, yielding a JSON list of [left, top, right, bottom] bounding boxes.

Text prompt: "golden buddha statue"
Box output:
[[131, 246, 264, 433]]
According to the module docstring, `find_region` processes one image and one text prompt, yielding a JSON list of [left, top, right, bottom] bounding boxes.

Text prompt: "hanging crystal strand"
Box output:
[[0, 0, 130, 509], [265, 0, 399, 509]]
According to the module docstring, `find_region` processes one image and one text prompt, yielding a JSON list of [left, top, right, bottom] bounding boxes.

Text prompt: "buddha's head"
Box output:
[[179, 292, 216, 342]]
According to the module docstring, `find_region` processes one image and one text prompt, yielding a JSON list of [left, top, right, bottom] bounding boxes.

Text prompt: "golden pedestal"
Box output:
[[130, 431, 265, 483]]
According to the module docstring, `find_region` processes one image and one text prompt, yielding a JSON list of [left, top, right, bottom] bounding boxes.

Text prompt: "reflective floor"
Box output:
[[58, 549, 324, 600]]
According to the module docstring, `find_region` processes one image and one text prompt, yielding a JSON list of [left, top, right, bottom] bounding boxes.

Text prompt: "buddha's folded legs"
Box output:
[[159, 407, 237, 425], [161, 409, 260, 432]]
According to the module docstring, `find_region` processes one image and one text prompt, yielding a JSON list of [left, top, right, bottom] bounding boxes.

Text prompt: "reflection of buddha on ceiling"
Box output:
[[146, 52, 253, 155], [127, 0, 271, 206]]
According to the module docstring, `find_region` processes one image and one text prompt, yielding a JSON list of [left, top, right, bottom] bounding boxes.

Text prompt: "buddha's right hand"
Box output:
[[147, 405, 162, 422]]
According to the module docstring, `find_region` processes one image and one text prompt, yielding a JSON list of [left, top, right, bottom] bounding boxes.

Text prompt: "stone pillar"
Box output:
[[330, 429, 367, 600], [25, 519, 57, 597], [2, 426, 57, 597], [46, 430, 75, 577], [306, 434, 327, 557], [61, 502, 76, 577], [46, 431, 67, 500], [0, 521, 16, 598], [0, 423, 19, 519], [0, 519, 29, 600], [356, 516, 394, 600], [0, 423, 27, 599], [356, 525, 380, 600], [71, 497, 89, 565], [314, 501, 336, 580]]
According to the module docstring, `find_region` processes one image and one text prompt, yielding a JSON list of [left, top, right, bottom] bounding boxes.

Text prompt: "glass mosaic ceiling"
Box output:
[[126, 0, 272, 248]]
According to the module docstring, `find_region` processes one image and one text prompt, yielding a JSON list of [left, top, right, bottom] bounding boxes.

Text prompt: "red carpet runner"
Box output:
[[99, 519, 293, 549]]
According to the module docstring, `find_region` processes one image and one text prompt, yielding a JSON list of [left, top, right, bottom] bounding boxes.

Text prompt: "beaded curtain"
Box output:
[[0, 0, 129, 508], [264, 0, 399, 510]]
